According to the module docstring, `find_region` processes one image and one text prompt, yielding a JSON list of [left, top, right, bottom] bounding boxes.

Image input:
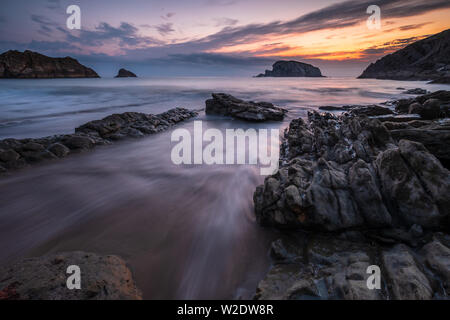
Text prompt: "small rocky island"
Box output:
[[0, 50, 99, 78], [255, 60, 323, 78], [358, 29, 450, 83], [115, 68, 137, 78]]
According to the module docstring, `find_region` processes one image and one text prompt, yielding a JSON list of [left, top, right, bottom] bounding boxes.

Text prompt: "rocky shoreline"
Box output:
[[0, 108, 198, 175], [0, 252, 142, 300], [254, 90, 450, 300]]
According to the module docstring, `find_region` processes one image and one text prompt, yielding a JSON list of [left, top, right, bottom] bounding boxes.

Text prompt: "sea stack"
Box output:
[[0, 50, 100, 78], [115, 68, 137, 78], [358, 29, 450, 83], [256, 60, 323, 77]]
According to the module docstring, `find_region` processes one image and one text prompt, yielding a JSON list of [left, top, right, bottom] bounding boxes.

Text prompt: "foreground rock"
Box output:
[[358, 29, 450, 82], [254, 112, 450, 232], [256, 233, 450, 300], [115, 68, 137, 78], [403, 88, 429, 95], [256, 60, 323, 78], [0, 50, 99, 78], [0, 108, 198, 175], [205, 93, 287, 121], [0, 252, 142, 300], [253, 94, 450, 299]]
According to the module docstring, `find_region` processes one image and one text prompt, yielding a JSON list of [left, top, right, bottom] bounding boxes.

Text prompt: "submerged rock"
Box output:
[[403, 88, 429, 95], [256, 60, 323, 78], [115, 68, 137, 78], [0, 108, 198, 175], [0, 252, 142, 300], [0, 50, 99, 78], [205, 93, 287, 121]]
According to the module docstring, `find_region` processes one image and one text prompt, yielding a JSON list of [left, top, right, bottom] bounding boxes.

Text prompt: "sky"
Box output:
[[0, 0, 449, 77]]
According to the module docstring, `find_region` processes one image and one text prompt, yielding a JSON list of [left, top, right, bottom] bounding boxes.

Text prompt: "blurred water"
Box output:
[[0, 77, 449, 299]]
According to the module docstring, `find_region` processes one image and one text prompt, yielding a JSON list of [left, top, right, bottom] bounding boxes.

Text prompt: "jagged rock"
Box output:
[[429, 76, 450, 84], [0, 252, 142, 300], [0, 50, 99, 78], [0, 108, 198, 175], [382, 244, 433, 300], [254, 92, 450, 301], [254, 112, 450, 232], [358, 29, 450, 81], [256, 233, 450, 300], [115, 68, 137, 78], [256, 60, 323, 78], [205, 93, 287, 121], [349, 105, 393, 117], [47, 143, 70, 158]]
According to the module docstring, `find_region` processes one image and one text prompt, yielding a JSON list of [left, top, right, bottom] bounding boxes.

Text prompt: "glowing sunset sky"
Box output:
[[1, 0, 449, 76]]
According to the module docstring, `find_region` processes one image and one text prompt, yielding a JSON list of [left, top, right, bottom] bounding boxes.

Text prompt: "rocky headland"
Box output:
[[256, 60, 323, 78], [205, 93, 287, 121], [0, 50, 100, 79], [358, 29, 450, 83], [254, 90, 450, 300], [0, 108, 198, 175], [0, 252, 142, 300], [115, 68, 137, 78]]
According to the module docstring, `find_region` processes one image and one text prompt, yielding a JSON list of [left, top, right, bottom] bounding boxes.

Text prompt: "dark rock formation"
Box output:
[[0, 252, 142, 300], [253, 91, 450, 300], [0, 50, 99, 78], [0, 108, 198, 175], [254, 112, 450, 232], [358, 29, 450, 81], [256, 233, 450, 300], [429, 76, 450, 84], [256, 60, 323, 78], [205, 93, 287, 121], [403, 88, 429, 95], [115, 68, 137, 78]]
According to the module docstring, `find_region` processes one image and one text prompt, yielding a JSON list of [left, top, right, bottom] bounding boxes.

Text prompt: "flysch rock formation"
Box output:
[[0, 50, 100, 78], [254, 91, 450, 300], [0, 108, 198, 175], [0, 252, 142, 300], [256, 60, 323, 78], [205, 93, 287, 121], [358, 29, 450, 83]]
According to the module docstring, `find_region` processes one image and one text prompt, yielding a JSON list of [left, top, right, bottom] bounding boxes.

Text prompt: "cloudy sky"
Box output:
[[0, 0, 449, 76]]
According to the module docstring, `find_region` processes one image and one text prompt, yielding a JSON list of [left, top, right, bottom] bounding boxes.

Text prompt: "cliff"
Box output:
[[358, 29, 450, 83]]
